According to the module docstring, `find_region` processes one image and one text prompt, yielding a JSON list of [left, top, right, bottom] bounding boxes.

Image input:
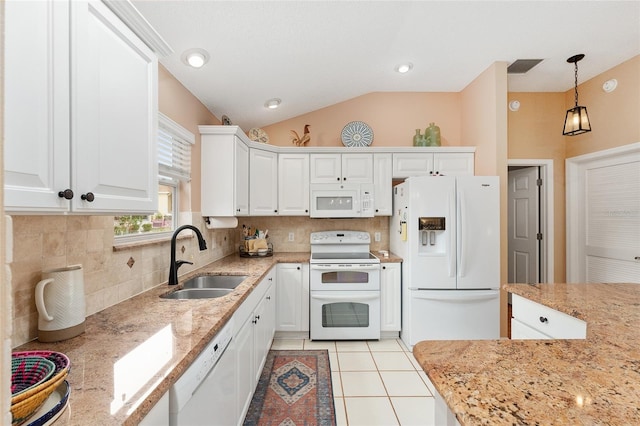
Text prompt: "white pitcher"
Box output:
[[35, 264, 86, 342]]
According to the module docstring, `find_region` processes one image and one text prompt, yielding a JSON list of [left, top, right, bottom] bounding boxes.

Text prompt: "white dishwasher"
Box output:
[[169, 319, 236, 425]]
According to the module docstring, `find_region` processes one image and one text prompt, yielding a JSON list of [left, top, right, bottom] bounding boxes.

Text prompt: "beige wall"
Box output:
[[507, 92, 567, 283], [263, 92, 462, 147], [158, 65, 220, 213], [565, 55, 640, 158], [460, 62, 509, 337]]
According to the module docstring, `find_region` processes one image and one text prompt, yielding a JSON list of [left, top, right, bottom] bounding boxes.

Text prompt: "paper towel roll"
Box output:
[[205, 217, 238, 229]]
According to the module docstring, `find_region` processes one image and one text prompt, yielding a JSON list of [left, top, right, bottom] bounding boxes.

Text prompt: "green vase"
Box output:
[[413, 129, 424, 146], [425, 122, 441, 146]]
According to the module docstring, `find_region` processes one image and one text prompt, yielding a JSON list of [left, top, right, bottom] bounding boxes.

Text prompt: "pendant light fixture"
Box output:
[[563, 54, 591, 136]]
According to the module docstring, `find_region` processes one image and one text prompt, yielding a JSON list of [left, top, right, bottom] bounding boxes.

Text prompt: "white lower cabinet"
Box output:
[[235, 268, 276, 424], [380, 263, 401, 332], [510, 293, 586, 340], [276, 263, 310, 333]]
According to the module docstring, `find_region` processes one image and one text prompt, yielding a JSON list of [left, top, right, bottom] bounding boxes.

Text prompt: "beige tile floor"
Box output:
[[270, 338, 437, 426]]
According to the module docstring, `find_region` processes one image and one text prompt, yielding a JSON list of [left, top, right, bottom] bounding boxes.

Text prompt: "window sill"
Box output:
[[113, 232, 191, 251]]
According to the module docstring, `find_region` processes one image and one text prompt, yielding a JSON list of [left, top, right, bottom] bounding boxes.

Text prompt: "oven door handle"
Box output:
[[310, 293, 380, 301], [310, 264, 380, 271]]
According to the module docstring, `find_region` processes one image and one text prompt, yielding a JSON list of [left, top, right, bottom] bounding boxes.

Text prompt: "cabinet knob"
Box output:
[[539, 316, 548, 323], [58, 189, 74, 200], [336, 177, 340, 181], [305, 209, 308, 213], [266, 296, 271, 300], [429, 171, 433, 175], [376, 209, 379, 212], [268, 277, 273, 281], [255, 315, 260, 321], [297, 266, 301, 270], [382, 266, 386, 270], [81, 192, 95, 202], [343, 177, 347, 181], [274, 209, 278, 213]]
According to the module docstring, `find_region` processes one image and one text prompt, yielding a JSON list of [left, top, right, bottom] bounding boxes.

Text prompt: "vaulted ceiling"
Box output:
[[133, 1, 640, 130]]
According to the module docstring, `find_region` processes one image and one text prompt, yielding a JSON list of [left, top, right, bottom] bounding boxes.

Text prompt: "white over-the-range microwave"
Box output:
[[309, 183, 375, 218]]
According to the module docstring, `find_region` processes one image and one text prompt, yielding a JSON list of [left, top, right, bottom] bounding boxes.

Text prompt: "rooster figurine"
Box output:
[[291, 125, 310, 146]]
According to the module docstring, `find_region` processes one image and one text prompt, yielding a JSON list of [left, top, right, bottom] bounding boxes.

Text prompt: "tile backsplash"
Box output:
[[9, 214, 389, 347]]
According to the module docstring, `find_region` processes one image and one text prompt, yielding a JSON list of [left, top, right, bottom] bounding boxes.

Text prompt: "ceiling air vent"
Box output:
[[507, 59, 543, 74]]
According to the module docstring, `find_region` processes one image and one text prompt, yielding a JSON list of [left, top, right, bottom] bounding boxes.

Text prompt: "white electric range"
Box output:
[[309, 231, 381, 340]]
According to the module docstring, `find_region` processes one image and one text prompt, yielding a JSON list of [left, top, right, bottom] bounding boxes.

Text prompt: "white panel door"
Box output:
[[4, 0, 71, 212], [310, 154, 341, 183], [373, 153, 393, 215], [456, 176, 500, 289], [380, 263, 401, 331], [585, 160, 640, 283], [342, 154, 373, 183], [508, 167, 539, 283], [434, 153, 474, 176], [71, 0, 157, 213], [275, 264, 303, 331], [278, 153, 310, 215], [250, 149, 278, 215]]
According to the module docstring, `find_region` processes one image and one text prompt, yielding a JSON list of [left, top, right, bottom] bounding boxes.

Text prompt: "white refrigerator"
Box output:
[[390, 176, 500, 348]]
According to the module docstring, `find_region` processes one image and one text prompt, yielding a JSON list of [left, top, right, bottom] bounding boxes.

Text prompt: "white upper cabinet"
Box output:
[[250, 149, 278, 215], [310, 153, 373, 184], [393, 152, 474, 178], [200, 127, 250, 217], [373, 153, 393, 216], [278, 153, 310, 216], [4, 0, 159, 213]]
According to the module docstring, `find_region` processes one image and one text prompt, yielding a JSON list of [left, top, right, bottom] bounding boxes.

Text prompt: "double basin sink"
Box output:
[[161, 275, 248, 300]]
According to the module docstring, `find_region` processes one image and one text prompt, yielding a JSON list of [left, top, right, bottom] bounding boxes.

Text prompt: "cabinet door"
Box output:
[[276, 264, 303, 331], [250, 149, 278, 215], [392, 153, 435, 178], [310, 154, 342, 183], [235, 139, 250, 215], [380, 263, 402, 331], [434, 153, 474, 176], [342, 154, 373, 183], [4, 0, 71, 212], [235, 316, 255, 422], [511, 318, 551, 340], [254, 280, 275, 384], [373, 154, 392, 216], [71, 0, 157, 213], [278, 154, 310, 215]]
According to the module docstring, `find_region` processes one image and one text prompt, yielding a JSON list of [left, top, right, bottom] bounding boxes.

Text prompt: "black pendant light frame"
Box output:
[[563, 54, 591, 136]]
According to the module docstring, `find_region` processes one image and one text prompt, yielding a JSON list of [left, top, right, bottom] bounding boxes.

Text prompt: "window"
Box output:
[[114, 113, 194, 242]]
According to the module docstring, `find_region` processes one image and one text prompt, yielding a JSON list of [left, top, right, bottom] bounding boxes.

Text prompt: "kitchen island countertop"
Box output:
[[15, 251, 403, 425], [413, 282, 640, 425]]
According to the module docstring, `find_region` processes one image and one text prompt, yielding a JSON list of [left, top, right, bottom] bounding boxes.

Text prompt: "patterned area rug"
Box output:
[[244, 350, 336, 426]]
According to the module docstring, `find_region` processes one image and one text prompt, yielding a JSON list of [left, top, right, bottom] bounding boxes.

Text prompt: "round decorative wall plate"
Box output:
[[341, 121, 374, 147], [248, 128, 269, 144]]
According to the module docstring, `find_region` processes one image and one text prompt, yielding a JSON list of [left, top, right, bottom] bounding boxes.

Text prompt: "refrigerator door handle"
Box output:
[[409, 289, 498, 301], [448, 192, 455, 278], [458, 188, 467, 277]]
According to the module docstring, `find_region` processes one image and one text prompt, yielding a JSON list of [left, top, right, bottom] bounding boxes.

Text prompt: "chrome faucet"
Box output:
[[168, 225, 208, 285]]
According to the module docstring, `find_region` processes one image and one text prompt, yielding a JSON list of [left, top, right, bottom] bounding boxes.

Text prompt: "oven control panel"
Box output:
[[310, 231, 370, 244]]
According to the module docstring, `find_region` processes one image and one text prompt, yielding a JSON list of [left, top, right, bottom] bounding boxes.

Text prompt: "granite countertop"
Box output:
[[15, 251, 403, 425], [413, 283, 640, 425]]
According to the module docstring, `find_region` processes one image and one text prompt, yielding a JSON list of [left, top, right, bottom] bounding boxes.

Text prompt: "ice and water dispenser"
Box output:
[[418, 217, 446, 254]]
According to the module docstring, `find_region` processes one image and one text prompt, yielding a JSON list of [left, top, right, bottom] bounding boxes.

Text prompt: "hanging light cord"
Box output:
[[573, 62, 579, 107]]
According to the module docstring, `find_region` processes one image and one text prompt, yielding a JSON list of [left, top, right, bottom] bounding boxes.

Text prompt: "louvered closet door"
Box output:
[[585, 159, 640, 283]]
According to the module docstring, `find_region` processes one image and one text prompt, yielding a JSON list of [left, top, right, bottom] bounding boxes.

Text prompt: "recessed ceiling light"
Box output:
[[395, 63, 413, 73], [181, 48, 210, 68], [264, 98, 281, 109]]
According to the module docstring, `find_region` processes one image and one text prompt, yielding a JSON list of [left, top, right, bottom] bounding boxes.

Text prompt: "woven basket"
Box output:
[[11, 371, 68, 425], [11, 352, 70, 405], [11, 356, 55, 398]]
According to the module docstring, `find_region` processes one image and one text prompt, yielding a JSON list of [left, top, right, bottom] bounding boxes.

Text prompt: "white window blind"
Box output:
[[158, 112, 195, 181]]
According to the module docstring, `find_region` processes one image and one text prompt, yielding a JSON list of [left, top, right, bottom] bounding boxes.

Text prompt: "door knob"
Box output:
[[81, 192, 95, 202], [58, 189, 74, 200]]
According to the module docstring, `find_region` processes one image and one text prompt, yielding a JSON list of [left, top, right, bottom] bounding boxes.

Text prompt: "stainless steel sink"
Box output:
[[182, 275, 248, 290], [161, 288, 234, 300]]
